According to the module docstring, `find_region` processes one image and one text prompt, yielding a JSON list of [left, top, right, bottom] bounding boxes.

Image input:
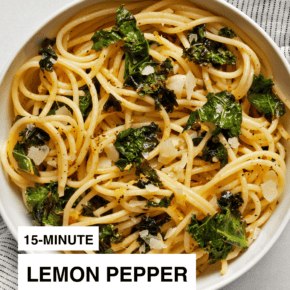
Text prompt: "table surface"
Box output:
[[0, 1, 289, 289]]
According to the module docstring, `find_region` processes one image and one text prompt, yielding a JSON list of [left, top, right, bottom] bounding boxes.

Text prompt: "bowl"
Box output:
[[0, 0, 290, 289]]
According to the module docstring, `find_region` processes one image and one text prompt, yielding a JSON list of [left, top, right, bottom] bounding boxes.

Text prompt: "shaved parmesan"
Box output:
[[139, 230, 149, 238], [149, 157, 158, 168], [158, 139, 178, 164], [47, 159, 57, 167], [173, 64, 179, 74], [212, 157, 219, 162], [55, 106, 72, 125], [142, 65, 155, 75], [261, 180, 278, 202], [139, 244, 146, 254], [174, 187, 185, 205], [149, 237, 167, 249], [263, 170, 278, 184], [164, 227, 177, 240], [185, 71, 196, 100], [142, 152, 149, 159], [188, 33, 198, 43], [50, 57, 57, 64], [209, 195, 218, 210], [145, 184, 159, 193], [104, 143, 119, 162], [166, 75, 186, 98], [97, 156, 112, 169], [27, 145, 49, 165], [228, 137, 240, 149]]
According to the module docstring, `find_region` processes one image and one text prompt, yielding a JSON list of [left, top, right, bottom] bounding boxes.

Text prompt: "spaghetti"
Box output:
[[1, 0, 290, 276]]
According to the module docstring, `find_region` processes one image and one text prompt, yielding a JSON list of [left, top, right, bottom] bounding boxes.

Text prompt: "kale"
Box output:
[[79, 91, 93, 118], [38, 38, 58, 72], [198, 91, 242, 137], [182, 24, 236, 69], [145, 193, 174, 208], [192, 134, 228, 168], [183, 111, 198, 132], [12, 125, 50, 176], [13, 143, 39, 176], [82, 195, 109, 217], [25, 181, 79, 226], [114, 123, 162, 187], [92, 5, 177, 113], [184, 91, 242, 138], [218, 191, 244, 217], [135, 179, 152, 189], [102, 94, 122, 113], [98, 225, 123, 254], [186, 191, 247, 264], [247, 74, 286, 121], [135, 214, 169, 253], [218, 27, 237, 38], [91, 29, 122, 52], [135, 159, 162, 187]]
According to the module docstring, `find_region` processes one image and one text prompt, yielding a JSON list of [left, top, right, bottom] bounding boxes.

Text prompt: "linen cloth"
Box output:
[[0, 0, 289, 289]]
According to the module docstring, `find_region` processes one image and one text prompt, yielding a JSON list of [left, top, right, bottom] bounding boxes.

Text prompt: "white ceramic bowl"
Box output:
[[0, 1, 290, 289]]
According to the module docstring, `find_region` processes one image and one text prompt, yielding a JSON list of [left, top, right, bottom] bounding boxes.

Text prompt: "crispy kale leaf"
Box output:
[[247, 74, 286, 121], [114, 123, 162, 186], [82, 195, 109, 217], [184, 91, 242, 138], [38, 38, 58, 72], [98, 225, 123, 254], [26, 181, 79, 226], [182, 24, 236, 69], [12, 125, 50, 176], [91, 5, 178, 113], [145, 193, 174, 208], [218, 27, 237, 38], [135, 214, 169, 253], [102, 94, 122, 113], [199, 91, 242, 137], [192, 133, 228, 168], [186, 191, 247, 264]]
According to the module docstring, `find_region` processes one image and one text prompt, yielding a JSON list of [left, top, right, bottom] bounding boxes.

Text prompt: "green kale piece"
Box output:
[[183, 91, 242, 138], [218, 27, 237, 38], [182, 24, 236, 69], [114, 123, 162, 186], [38, 38, 58, 72], [134, 214, 169, 253], [247, 74, 286, 121], [217, 191, 244, 214], [145, 193, 174, 208], [98, 225, 123, 254], [114, 123, 160, 168], [198, 91, 242, 137], [186, 191, 247, 264], [25, 181, 79, 226], [12, 125, 50, 176], [183, 111, 198, 132], [192, 133, 228, 168], [13, 142, 39, 176], [202, 136, 228, 168], [102, 94, 122, 113], [82, 195, 109, 217], [91, 29, 122, 52], [91, 5, 178, 113]]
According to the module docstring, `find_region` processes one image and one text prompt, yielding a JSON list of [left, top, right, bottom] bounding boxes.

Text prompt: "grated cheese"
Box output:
[[263, 170, 278, 184], [164, 227, 177, 240], [142, 65, 155, 76], [166, 75, 186, 98], [55, 106, 72, 125]]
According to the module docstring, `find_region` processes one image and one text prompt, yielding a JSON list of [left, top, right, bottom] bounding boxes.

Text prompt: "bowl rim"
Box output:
[[0, 0, 290, 290]]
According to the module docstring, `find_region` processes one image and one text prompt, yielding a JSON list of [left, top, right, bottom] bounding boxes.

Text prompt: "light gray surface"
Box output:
[[0, 0, 289, 289]]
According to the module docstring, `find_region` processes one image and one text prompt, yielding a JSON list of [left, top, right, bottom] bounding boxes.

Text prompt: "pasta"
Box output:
[[1, 0, 290, 276]]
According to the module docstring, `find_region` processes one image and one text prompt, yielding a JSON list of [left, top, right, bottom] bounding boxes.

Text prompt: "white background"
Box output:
[[0, 0, 289, 289]]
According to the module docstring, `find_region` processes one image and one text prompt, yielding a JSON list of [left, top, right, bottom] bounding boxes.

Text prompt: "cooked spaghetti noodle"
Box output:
[[1, 0, 290, 276]]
